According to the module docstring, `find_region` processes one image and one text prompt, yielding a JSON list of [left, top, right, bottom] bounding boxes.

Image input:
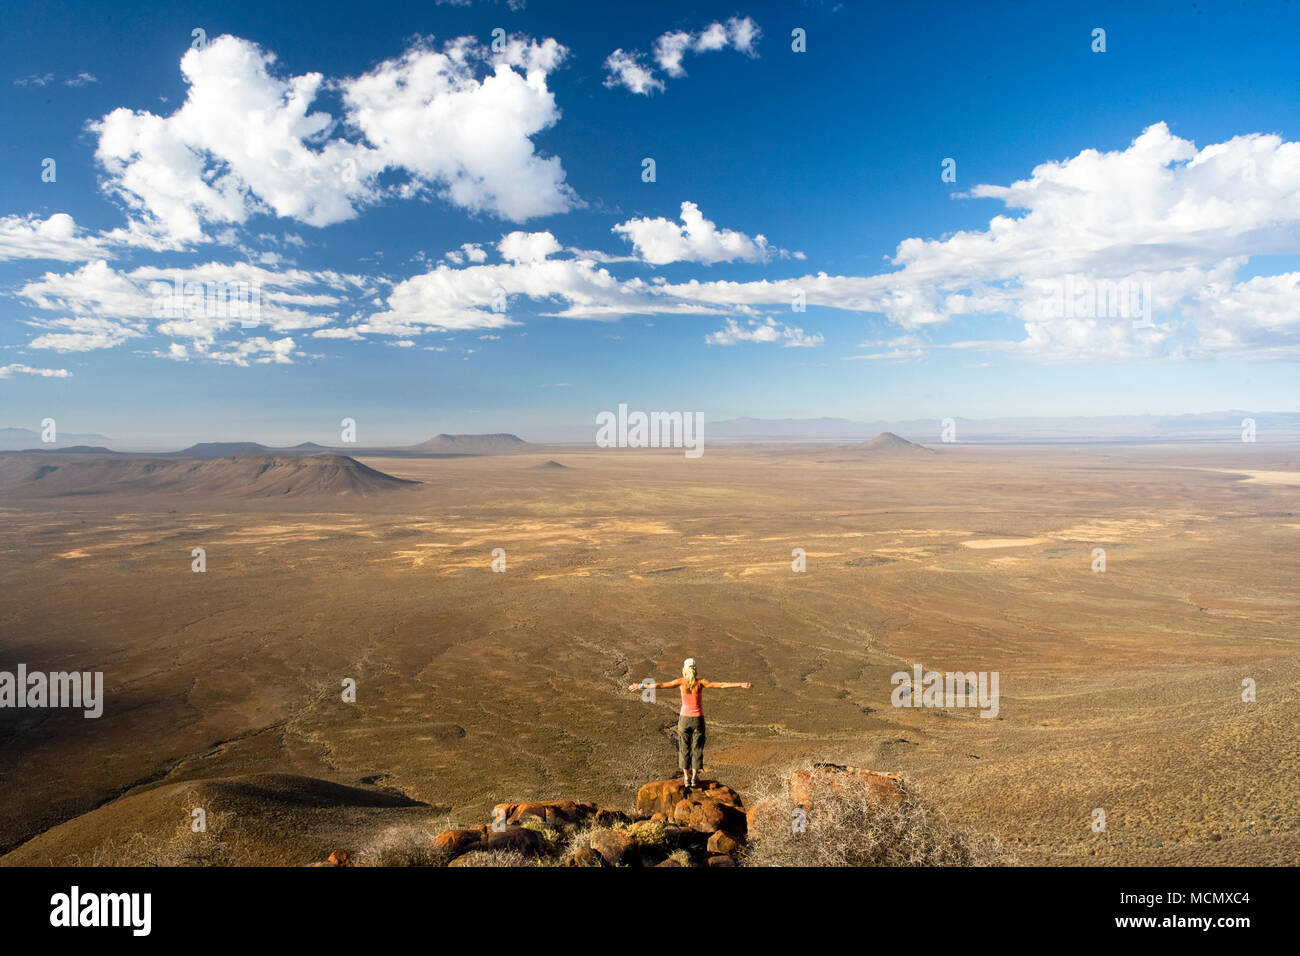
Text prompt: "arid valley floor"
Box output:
[[1, 441, 1297, 866]]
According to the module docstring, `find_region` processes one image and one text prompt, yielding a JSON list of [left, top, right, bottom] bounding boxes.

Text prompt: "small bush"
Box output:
[[356, 825, 449, 867], [519, 817, 562, 852], [626, 819, 666, 846]]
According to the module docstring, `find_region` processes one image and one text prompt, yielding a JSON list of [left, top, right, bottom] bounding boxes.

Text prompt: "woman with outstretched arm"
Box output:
[[628, 657, 752, 788]]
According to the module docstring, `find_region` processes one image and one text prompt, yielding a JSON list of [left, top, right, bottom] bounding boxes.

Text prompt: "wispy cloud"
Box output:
[[707, 317, 823, 348], [0, 363, 71, 379], [604, 17, 760, 95]]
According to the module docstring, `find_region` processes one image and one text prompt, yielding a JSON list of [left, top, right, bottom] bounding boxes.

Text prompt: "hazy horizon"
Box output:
[[5, 407, 1300, 451]]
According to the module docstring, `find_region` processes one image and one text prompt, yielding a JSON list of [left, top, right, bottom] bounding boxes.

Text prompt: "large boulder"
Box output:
[[484, 825, 545, 855], [568, 845, 605, 867], [706, 831, 742, 856], [494, 800, 597, 827], [638, 779, 743, 817], [671, 794, 747, 836], [636, 780, 689, 817], [693, 781, 744, 809], [433, 827, 485, 858]]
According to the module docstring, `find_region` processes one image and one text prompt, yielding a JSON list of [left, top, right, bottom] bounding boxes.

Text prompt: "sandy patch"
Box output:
[[1205, 469, 1300, 486], [1054, 518, 1165, 541], [960, 537, 1045, 549]]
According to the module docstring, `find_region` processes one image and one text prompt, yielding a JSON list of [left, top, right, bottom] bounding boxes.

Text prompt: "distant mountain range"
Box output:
[[6, 414, 1299, 454], [0, 452, 418, 498], [0, 433, 536, 458], [706, 412, 1300, 444], [409, 433, 531, 454], [0, 427, 113, 451], [167, 441, 332, 459]]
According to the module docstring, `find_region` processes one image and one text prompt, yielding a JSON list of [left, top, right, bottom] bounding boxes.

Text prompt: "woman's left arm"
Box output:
[[703, 680, 753, 689]]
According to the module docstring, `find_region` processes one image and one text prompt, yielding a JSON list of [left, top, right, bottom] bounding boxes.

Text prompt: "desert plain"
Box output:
[[0, 439, 1296, 866]]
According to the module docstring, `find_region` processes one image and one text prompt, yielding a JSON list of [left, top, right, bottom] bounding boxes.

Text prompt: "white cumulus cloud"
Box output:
[[612, 202, 772, 264], [91, 33, 577, 246]]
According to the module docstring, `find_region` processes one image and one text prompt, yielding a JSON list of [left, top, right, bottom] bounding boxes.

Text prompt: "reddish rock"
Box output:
[[590, 828, 639, 866], [693, 780, 744, 809], [326, 849, 354, 866], [637, 780, 689, 817], [433, 827, 484, 858], [706, 854, 737, 867], [594, 808, 633, 827], [484, 825, 544, 855], [569, 845, 605, 867], [637, 779, 743, 817], [706, 831, 742, 856], [500, 800, 595, 827], [447, 850, 496, 867], [671, 795, 748, 836], [744, 799, 787, 840], [791, 764, 904, 807], [650, 812, 667, 824]]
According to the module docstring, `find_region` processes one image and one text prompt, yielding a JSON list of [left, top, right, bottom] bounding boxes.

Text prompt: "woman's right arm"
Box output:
[[627, 678, 681, 691]]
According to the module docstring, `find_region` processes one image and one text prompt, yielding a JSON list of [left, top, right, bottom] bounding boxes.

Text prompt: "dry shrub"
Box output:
[[518, 817, 562, 852], [744, 765, 1006, 867], [558, 824, 599, 865], [626, 819, 666, 846], [452, 848, 536, 867], [356, 824, 450, 867], [71, 790, 247, 867]]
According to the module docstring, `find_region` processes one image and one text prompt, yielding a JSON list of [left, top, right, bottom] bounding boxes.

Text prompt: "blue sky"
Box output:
[[1, 0, 1298, 445]]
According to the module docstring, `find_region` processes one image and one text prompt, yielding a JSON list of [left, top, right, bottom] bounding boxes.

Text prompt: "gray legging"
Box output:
[[677, 715, 706, 771]]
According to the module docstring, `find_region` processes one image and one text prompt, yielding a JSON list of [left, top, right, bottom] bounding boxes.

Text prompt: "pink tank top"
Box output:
[[680, 682, 703, 717]]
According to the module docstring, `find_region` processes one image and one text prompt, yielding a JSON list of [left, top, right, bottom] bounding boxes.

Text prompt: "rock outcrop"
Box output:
[[433, 779, 753, 867], [313, 766, 907, 867]]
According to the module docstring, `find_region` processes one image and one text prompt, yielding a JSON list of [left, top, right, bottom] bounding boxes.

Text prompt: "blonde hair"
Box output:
[[682, 660, 699, 693]]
